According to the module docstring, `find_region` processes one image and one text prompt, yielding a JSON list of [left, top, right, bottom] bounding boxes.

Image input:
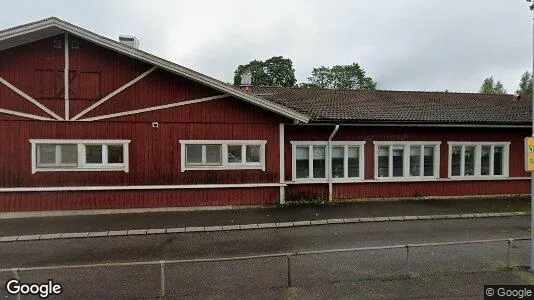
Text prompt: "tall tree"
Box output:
[[516, 71, 533, 97], [233, 56, 296, 87], [305, 63, 377, 90], [479, 76, 506, 94]]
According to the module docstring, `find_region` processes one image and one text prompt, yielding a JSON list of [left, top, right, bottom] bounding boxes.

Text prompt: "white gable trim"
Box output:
[[78, 94, 228, 121], [0, 18, 309, 123], [0, 108, 56, 121], [0, 76, 63, 120], [71, 66, 158, 121]]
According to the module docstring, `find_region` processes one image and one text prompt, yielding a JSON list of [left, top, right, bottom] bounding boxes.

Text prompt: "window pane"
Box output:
[[246, 145, 261, 163], [313, 146, 326, 178], [464, 146, 475, 176], [347, 146, 360, 178], [85, 145, 102, 164], [377, 146, 389, 177], [107, 145, 124, 164], [409, 146, 421, 176], [228, 145, 242, 163], [185, 145, 202, 165], [205, 144, 222, 165], [37, 144, 56, 165], [295, 146, 309, 179], [423, 146, 434, 176], [451, 146, 461, 176], [392, 146, 404, 177], [480, 146, 491, 176], [494, 146, 504, 175], [331, 146, 344, 178], [60, 144, 78, 165]]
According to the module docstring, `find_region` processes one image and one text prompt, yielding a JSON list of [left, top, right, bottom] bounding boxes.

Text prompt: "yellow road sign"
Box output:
[[525, 137, 534, 172]]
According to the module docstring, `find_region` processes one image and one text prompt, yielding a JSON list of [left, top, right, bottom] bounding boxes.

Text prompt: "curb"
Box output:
[[0, 211, 529, 243]]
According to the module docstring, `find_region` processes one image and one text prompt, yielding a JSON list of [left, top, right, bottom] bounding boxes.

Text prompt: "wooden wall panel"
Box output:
[[286, 180, 529, 201], [0, 187, 280, 212], [0, 120, 281, 187]]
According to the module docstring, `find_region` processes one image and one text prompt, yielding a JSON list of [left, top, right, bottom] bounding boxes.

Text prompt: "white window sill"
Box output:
[[374, 177, 438, 182], [34, 168, 127, 172], [183, 165, 264, 171], [447, 176, 509, 181]]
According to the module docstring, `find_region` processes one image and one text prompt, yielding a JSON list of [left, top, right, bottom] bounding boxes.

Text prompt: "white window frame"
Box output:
[[330, 141, 366, 182], [373, 141, 441, 180], [30, 139, 130, 174], [179, 140, 266, 171], [290, 141, 365, 182], [447, 142, 510, 179]]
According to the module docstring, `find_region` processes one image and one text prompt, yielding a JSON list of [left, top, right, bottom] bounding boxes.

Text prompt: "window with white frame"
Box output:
[[330, 142, 365, 180], [291, 141, 365, 181], [30, 139, 130, 173], [448, 142, 509, 178], [374, 142, 440, 179], [180, 140, 266, 171]]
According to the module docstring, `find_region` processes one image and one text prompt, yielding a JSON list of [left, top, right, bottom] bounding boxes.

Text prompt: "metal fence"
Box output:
[[1, 237, 530, 299]]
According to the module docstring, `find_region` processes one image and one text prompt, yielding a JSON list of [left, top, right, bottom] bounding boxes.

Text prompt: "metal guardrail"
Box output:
[[1, 237, 530, 299]]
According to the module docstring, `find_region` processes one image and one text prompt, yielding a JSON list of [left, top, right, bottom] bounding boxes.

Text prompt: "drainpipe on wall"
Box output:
[[328, 125, 340, 201]]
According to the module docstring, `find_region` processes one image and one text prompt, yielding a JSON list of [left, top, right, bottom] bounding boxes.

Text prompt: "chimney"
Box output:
[[119, 35, 140, 49], [239, 72, 252, 94], [513, 94, 521, 101]]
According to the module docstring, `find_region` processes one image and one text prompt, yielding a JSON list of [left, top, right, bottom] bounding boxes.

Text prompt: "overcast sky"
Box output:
[[1, 0, 533, 93]]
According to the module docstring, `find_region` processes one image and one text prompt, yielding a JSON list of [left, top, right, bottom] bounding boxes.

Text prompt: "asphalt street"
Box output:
[[0, 216, 531, 299]]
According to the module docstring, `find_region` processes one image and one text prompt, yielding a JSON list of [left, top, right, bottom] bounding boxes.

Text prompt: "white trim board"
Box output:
[[0, 183, 285, 193], [0, 108, 55, 121], [64, 32, 69, 120], [0, 76, 62, 120], [78, 94, 228, 121], [0, 18, 309, 123], [71, 66, 158, 120]]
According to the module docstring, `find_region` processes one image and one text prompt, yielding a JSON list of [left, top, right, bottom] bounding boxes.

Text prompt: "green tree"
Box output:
[[479, 76, 506, 94], [305, 63, 377, 90], [233, 56, 296, 87], [516, 71, 533, 97]]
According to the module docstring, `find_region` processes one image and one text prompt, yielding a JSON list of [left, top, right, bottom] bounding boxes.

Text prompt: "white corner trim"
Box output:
[[71, 66, 158, 121], [78, 94, 228, 121], [0, 108, 56, 121], [64, 32, 69, 120], [279, 123, 285, 204], [0, 183, 285, 193], [0, 18, 310, 123], [0, 76, 63, 120]]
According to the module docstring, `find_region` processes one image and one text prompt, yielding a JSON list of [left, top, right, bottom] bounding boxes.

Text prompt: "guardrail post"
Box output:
[[406, 245, 411, 272], [160, 261, 166, 298], [507, 239, 513, 269], [12, 268, 20, 300], [287, 255, 292, 287]]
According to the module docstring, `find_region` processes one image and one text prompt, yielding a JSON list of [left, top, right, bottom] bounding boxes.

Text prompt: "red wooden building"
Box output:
[[0, 18, 530, 215]]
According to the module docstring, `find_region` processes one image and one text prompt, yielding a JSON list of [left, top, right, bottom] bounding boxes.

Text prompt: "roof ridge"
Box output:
[[252, 85, 517, 97]]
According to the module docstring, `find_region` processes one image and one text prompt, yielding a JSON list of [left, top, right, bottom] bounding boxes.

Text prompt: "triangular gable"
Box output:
[[0, 17, 309, 123]]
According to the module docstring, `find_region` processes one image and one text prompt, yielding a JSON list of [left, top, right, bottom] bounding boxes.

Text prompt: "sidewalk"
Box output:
[[0, 196, 529, 238]]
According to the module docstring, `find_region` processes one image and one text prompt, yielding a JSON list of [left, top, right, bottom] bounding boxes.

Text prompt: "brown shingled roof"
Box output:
[[249, 86, 531, 125]]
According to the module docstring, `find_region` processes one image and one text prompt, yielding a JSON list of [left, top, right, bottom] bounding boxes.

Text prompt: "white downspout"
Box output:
[[328, 124, 340, 201]]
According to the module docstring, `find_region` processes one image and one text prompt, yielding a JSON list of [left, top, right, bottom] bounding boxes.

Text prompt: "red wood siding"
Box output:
[[284, 125, 530, 200], [0, 33, 288, 211], [0, 187, 279, 212]]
